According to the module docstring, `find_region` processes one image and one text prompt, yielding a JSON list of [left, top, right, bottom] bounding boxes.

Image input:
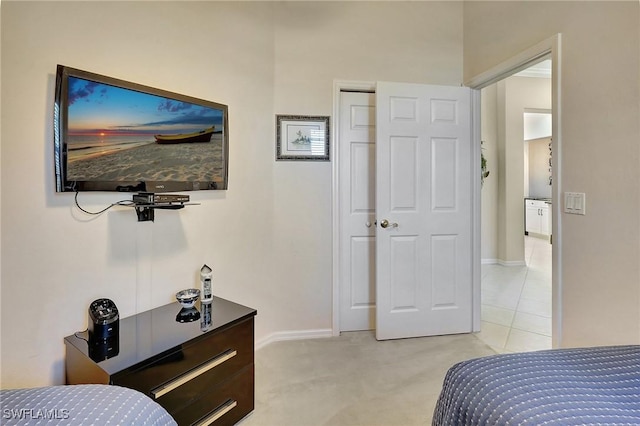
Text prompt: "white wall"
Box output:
[[466, 1, 640, 347], [0, 1, 464, 387]]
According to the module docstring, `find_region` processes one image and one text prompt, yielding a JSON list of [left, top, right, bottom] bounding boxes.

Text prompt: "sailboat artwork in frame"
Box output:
[[276, 115, 330, 161]]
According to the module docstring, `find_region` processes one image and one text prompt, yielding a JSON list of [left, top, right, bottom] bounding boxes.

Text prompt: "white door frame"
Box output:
[[332, 80, 482, 336], [466, 34, 563, 348]]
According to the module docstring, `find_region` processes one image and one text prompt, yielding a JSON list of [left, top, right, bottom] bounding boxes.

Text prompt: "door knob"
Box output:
[[380, 219, 398, 229]]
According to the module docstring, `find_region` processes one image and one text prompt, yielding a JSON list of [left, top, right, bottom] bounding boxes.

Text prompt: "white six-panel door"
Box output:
[[375, 82, 473, 340], [338, 91, 377, 331]]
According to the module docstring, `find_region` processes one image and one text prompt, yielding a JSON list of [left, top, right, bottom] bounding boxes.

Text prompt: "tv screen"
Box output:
[[54, 65, 229, 192]]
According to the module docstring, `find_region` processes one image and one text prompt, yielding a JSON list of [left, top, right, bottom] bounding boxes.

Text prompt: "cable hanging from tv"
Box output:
[[74, 191, 135, 215]]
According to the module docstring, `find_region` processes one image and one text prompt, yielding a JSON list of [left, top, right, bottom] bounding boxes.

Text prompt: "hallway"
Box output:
[[476, 236, 552, 353]]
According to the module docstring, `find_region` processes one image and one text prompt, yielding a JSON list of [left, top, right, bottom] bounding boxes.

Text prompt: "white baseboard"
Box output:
[[255, 328, 333, 350], [481, 258, 526, 266], [497, 259, 526, 266]]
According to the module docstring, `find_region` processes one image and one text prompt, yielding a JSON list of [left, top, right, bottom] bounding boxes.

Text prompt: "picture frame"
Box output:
[[276, 115, 330, 161]]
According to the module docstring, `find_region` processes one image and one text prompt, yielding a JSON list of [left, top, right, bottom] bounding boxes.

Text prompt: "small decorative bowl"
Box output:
[[176, 288, 200, 308]]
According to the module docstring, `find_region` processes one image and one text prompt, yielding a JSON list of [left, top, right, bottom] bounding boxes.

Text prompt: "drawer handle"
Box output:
[[194, 399, 237, 426], [151, 349, 237, 399]]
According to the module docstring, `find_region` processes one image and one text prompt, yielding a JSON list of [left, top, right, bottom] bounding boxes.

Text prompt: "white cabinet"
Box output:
[[525, 199, 551, 237], [525, 204, 540, 233], [540, 206, 551, 235]]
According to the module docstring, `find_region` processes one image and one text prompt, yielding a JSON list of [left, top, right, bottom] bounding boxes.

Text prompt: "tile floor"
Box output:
[[476, 235, 552, 353]]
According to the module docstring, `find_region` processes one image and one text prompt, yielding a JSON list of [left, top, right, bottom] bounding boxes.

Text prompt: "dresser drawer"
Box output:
[[113, 318, 253, 401], [171, 365, 254, 426]]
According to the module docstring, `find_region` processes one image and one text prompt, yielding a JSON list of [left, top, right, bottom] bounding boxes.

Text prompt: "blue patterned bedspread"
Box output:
[[433, 345, 640, 425], [0, 384, 177, 425]]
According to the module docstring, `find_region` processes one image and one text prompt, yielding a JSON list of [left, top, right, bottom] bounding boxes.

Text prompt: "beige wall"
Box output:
[[0, 1, 464, 387], [270, 1, 463, 335], [467, 1, 640, 346], [481, 85, 499, 261], [1, 0, 278, 388]]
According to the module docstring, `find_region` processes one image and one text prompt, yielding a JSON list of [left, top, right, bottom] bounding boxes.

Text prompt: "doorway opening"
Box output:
[[467, 33, 562, 350], [477, 59, 554, 352]]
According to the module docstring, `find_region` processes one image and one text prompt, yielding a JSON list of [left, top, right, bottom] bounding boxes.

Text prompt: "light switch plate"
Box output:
[[564, 192, 586, 215]]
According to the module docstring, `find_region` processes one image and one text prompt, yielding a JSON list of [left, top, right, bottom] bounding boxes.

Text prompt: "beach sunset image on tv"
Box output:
[[65, 76, 225, 184]]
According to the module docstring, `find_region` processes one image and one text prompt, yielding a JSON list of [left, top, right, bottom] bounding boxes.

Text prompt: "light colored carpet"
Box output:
[[240, 331, 496, 426]]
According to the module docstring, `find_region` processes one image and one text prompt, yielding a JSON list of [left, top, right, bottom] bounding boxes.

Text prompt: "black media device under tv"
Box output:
[[53, 64, 229, 193]]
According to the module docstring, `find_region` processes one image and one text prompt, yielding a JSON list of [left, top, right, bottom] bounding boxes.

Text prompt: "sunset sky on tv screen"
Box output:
[[67, 77, 223, 137]]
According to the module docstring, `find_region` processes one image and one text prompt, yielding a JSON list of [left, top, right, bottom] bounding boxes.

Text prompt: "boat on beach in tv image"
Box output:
[[155, 126, 216, 144], [55, 65, 229, 191]]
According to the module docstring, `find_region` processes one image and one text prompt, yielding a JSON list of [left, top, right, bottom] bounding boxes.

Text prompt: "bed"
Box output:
[[433, 345, 640, 425], [0, 384, 177, 425]]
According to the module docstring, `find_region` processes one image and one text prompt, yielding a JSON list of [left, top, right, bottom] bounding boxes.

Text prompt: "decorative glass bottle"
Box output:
[[200, 264, 213, 303]]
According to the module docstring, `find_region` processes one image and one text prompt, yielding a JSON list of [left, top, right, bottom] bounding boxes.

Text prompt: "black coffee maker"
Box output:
[[88, 298, 119, 361]]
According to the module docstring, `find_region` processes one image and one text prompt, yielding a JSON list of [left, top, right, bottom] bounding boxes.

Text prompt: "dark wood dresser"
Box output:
[[64, 297, 256, 426]]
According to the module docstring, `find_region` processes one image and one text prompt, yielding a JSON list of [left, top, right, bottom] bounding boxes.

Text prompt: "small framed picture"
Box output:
[[276, 115, 330, 161]]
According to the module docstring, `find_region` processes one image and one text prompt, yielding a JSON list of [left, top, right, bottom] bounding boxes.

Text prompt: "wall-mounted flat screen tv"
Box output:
[[54, 65, 229, 192]]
